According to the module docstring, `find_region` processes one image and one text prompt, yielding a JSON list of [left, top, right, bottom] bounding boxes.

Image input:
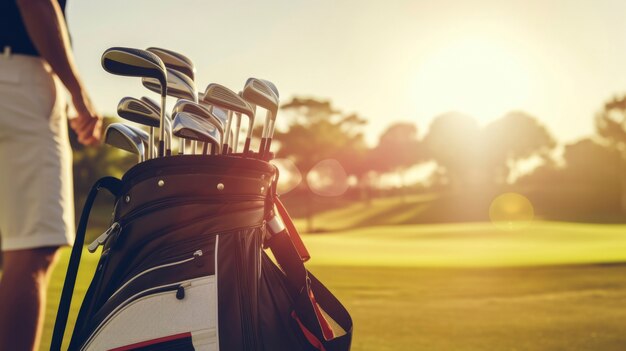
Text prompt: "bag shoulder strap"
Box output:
[[265, 169, 353, 350], [50, 176, 122, 351]]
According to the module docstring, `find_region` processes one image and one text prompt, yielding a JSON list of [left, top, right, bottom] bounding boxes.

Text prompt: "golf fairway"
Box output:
[[34, 221, 626, 350]]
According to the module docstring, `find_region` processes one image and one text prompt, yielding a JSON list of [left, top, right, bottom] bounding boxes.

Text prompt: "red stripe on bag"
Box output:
[[309, 289, 335, 340], [275, 197, 311, 261], [291, 311, 327, 351], [108, 332, 192, 351]]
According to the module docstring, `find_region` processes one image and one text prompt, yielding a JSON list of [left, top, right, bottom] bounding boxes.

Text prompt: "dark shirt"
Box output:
[[0, 0, 67, 57]]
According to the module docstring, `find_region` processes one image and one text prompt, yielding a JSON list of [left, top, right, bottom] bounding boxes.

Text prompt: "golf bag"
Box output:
[[51, 156, 352, 350]]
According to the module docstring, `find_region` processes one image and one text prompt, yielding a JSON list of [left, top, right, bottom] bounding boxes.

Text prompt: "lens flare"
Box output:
[[307, 159, 349, 197], [270, 158, 302, 194], [489, 192, 534, 230]]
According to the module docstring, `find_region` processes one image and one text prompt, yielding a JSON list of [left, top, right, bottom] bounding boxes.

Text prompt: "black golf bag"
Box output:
[[51, 156, 352, 350]]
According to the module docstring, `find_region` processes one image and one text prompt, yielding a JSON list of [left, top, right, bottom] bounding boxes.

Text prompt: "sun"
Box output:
[[411, 37, 534, 124]]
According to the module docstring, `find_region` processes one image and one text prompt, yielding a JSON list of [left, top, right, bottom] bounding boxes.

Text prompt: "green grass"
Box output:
[[33, 221, 626, 350], [292, 194, 439, 231], [308, 264, 626, 351], [301, 221, 626, 267]]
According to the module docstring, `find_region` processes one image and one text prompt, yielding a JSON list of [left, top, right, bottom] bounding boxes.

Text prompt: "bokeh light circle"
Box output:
[[270, 158, 302, 194], [306, 159, 349, 197], [489, 192, 534, 230]]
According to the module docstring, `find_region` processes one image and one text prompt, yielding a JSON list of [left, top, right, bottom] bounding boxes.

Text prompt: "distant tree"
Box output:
[[595, 94, 626, 211], [482, 111, 556, 183], [423, 111, 556, 187], [596, 95, 626, 148], [370, 122, 424, 198], [518, 138, 623, 220], [276, 98, 366, 173], [276, 97, 367, 231], [423, 112, 483, 187]]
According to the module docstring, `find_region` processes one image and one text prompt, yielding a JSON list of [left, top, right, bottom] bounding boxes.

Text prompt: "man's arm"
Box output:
[[16, 0, 101, 145]]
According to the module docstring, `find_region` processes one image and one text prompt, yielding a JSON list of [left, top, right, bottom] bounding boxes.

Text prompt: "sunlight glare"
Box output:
[[412, 37, 533, 123]]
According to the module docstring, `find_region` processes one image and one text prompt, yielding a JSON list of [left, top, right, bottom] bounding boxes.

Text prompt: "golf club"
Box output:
[[199, 96, 231, 150], [243, 78, 279, 158], [141, 96, 179, 154], [173, 112, 221, 155], [102, 47, 167, 157], [117, 97, 159, 159], [104, 123, 146, 163], [146, 47, 195, 81], [124, 124, 155, 161], [202, 83, 255, 155], [173, 100, 224, 155], [143, 68, 197, 153], [173, 99, 224, 139]]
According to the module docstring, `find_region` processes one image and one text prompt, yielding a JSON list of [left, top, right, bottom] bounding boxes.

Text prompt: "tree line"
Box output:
[[275, 94, 626, 224]]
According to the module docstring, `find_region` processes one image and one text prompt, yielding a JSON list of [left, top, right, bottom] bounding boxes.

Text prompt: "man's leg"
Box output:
[[0, 247, 59, 350]]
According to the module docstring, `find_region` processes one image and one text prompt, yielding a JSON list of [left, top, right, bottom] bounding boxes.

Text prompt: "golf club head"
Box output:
[[172, 112, 221, 153], [141, 96, 172, 119], [101, 47, 166, 97], [243, 78, 279, 154], [243, 78, 278, 116], [203, 84, 254, 153], [117, 97, 160, 127], [200, 99, 232, 151], [202, 83, 254, 118], [124, 124, 155, 160], [256, 78, 279, 98], [140, 96, 160, 113], [173, 99, 224, 137], [199, 98, 229, 132], [211, 106, 229, 125], [142, 68, 197, 101], [138, 96, 173, 152], [146, 47, 195, 81], [104, 123, 146, 162]]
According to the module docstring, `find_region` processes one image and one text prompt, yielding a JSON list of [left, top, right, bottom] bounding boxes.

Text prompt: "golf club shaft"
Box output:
[[233, 113, 241, 153], [222, 111, 233, 154], [148, 127, 154, 159], [159, 94, 167, 157]]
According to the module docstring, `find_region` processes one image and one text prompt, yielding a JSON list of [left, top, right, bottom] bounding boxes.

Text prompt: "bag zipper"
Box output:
[[235, 231, 258, 350], [87, 195, 263, 255], [119, 194, 264, 225], [107, 249, 203, 302], [81, 280, 195, 351]]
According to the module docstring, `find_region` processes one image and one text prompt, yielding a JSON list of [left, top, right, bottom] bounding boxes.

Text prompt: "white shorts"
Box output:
[[0, 54, 75, 251]]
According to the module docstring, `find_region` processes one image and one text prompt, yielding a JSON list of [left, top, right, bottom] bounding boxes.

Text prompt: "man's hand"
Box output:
[[69, 90, 102, 146]]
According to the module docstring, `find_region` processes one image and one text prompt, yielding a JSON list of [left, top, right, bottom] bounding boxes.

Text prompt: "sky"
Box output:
[[66, 0, 626, 146]]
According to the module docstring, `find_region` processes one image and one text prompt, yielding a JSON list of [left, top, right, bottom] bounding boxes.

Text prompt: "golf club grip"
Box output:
[[263, 139, 272, 160], [259, 138, 267, 158], [243, 138, 251, 154], [158, 140, 165, 157]]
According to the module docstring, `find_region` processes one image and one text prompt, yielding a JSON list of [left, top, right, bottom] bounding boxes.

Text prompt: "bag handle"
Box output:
[[50, 176, 122, 351]]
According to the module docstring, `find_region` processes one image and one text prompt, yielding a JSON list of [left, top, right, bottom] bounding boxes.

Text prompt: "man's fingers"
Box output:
[[69, 115, 90, 130], [75, 117, 103, 146]]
